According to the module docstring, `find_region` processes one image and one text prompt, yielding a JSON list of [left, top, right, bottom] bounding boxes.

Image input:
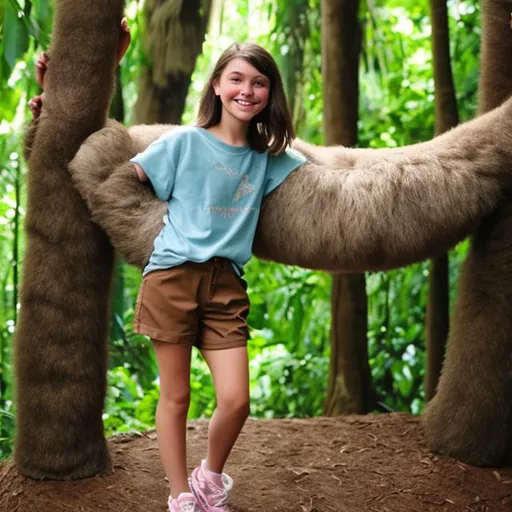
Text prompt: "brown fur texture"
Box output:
[[67, 122, 169, 269], [15, 0, 123, 480], [68, 97, 512, 272], [423, 199, 512, 466], [422, 3, 512, 466]]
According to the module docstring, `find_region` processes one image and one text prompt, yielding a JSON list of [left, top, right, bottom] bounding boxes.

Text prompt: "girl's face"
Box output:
[[213, 57, 270, 127]]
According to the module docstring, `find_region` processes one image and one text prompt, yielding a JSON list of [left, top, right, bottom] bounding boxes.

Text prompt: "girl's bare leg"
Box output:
[[200, 346, 250, 473], [152, 340, 193, 497]]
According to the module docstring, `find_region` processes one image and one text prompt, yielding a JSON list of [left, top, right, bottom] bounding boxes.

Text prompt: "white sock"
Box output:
[[203, 460, 224, 487]]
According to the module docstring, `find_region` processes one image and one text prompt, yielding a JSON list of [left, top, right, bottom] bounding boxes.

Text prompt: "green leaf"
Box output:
[[34, 0, 49, 21], [0, 83, 21, 123], [3, 0, 29, 71]]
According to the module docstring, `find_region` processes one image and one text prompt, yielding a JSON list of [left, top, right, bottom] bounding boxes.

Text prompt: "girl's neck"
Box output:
[[207, 118, 249, 147]]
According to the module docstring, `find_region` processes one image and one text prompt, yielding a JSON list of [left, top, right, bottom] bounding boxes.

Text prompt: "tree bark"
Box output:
[[425, 0, 459, 402], [425, 254, 449, 401], [135, 0, 211, 125], [278, 0, 310, 123], [322, 0, 373, 415], [325, 274, 373, 414]]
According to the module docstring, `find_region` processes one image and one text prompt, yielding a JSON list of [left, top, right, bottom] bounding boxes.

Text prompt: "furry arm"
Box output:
[[16, 0, 123, 480], [68, 97, 512, 271]]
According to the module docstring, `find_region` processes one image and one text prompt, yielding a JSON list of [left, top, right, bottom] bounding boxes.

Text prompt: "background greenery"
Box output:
[[0, 0, 480, 459]]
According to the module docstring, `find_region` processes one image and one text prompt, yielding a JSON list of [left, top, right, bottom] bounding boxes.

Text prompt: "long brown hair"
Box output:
[[196, 42, 294, 156]]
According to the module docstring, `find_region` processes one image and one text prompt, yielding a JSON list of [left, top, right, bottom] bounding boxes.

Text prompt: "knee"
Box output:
[[158, 389, 191, 417], [218, 393, 250, 419]]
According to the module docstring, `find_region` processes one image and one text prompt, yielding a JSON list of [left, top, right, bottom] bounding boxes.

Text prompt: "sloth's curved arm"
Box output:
[[255, 98, 512, 271], [68, 98, 512, 271], [255, 118, 505, 271], [67, 121, 169, 269]]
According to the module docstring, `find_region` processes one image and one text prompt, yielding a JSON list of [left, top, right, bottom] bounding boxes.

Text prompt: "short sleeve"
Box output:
[[264, 147, 307, 196], [131, 139, 176, 201]]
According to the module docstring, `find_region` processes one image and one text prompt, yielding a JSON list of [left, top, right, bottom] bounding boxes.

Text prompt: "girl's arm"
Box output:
[[133, 163, 148, 182]]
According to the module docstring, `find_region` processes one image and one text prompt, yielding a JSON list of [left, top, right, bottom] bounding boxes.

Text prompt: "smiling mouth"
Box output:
[[235, 99, 256, 106]]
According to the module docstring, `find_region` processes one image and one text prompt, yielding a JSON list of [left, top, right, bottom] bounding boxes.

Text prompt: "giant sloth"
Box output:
[[63, 113, 508, 272]]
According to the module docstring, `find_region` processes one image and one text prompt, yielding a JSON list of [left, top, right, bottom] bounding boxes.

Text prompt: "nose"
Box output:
[[240, 83, 253, 96]]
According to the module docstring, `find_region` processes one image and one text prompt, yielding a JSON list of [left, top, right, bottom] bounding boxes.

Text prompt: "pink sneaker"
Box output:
[[189, 460, 233, 512], [168, 492, 203, 512]]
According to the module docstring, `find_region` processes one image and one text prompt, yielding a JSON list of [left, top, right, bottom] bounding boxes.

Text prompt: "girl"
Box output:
[[130, 42, 306, 512]]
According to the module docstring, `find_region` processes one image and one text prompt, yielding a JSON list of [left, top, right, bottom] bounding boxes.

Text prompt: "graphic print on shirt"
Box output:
[[213, 163, 239, 177], [208, 161, 258, 219], [234, 175, 255, 201]]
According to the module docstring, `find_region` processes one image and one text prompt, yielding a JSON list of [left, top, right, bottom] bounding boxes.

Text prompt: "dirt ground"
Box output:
[[1, 413, 511, 512]]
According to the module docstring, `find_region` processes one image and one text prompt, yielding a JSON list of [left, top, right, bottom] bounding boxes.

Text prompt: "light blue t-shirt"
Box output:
[[131, 126, 306, 276]]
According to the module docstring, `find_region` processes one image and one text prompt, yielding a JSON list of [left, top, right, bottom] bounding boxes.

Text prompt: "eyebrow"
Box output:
[[227, 71, 268, 81]]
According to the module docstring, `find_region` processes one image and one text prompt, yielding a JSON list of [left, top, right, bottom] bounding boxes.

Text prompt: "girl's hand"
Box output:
[[35, 51, 49, 89], [28, 95, 44, 120], [28, 52, 48, 120], [117, 17, 131, 64]]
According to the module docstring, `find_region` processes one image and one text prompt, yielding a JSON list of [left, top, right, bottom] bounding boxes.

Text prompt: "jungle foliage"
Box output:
[[0, 0, 480, 460]]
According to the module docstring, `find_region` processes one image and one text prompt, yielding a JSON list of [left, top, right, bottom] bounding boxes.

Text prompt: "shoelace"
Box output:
[[199, 479, 228, 507]]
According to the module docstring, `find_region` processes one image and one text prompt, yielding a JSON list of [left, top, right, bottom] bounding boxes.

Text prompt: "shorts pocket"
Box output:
[[133, 278, 147, 326]]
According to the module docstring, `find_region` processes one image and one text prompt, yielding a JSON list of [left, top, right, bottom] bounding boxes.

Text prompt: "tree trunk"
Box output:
[[423, 1, 512, 466], [322, 0, 373, 415], [425, 0, 459, 402], [135, 0, 212, 125], [325, 274, 373, 414], [14, 0, 122, 479], [425, 254, 449, 401], [278, 0, 310, 124]]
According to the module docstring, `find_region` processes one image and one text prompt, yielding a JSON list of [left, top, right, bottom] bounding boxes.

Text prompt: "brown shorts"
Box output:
[[133, 258, 250, 350]]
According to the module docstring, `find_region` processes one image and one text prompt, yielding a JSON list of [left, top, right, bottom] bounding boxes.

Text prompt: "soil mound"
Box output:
[[1, 413, 511, 511]]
